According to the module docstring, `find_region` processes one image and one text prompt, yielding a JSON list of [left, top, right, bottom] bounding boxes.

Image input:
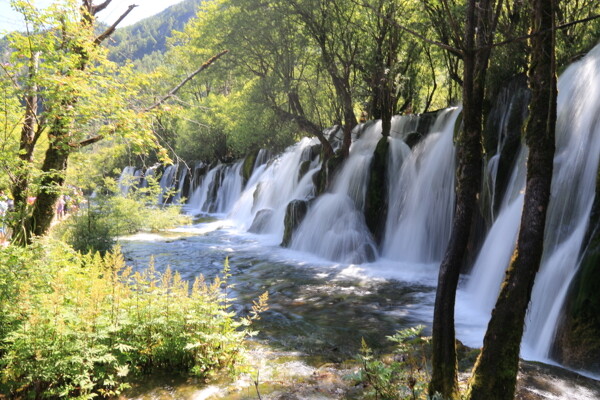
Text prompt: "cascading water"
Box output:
[[118, 166, 139, 196], [382, 108, 459, 263], [157, 164, 178, 205], [464, 43, 600, 362], [290, 122, 382, 263], [186, 161, 245, 215], [229, 137, 320, 239]]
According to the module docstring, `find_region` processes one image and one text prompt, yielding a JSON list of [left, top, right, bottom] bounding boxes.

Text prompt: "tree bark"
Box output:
[[429, 0, 500, 397], [467, 0, 556, 398]]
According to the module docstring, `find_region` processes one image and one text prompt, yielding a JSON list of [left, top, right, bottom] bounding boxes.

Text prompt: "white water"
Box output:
[[229, 137, 320, 239], [463, 43, 600, 363], [290, 122, 382, 263], [382, 108, 459, 263]]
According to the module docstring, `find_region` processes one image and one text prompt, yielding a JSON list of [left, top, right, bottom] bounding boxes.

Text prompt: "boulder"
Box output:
[[248, 208, 274, 234], [281, 200, 309, 247]]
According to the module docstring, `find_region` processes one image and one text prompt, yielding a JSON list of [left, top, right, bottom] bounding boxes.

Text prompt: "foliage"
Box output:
[[0, 240, 268, 398], [356, 326, 439, 400], [56, 176, 192, 254]]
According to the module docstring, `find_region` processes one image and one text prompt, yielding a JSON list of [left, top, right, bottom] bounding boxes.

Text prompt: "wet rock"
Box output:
[[242, 149, 260, 187], [364, 136, 389, 245], [281, 200, 309, 247], [298, 160, 312, 182], [553, 166, 600, 373], [249, 208, 274, 234]]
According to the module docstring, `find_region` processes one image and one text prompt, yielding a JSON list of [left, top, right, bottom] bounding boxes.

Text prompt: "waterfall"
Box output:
[[290, 122, 382, 263], [185, 161, 245, 215], [465, 43, 600, 361], [118, 166, 139, 196], [157, 164, 178, 205], [229, 137, 320, 239], [382, 108, 459, 263], [213, 161, 244, 213]]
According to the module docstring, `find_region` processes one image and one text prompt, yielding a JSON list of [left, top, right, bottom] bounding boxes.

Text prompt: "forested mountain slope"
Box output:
[[105, 0, 203, 64]]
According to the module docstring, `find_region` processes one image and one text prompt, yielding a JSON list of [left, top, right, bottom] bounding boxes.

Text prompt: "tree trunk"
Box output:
[[11, 52, 40, 241], [429, 0, 498, 397], [467, 0, 556, 398], [23, 120, 71, 243]]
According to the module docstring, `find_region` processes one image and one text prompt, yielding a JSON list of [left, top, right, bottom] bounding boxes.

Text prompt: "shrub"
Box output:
[[58, 192, 191, 254], [356, 326, 435, 400], [0, 240, 267, 398]]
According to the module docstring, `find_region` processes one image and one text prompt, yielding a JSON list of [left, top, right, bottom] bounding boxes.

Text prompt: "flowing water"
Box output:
[[118, 44, 600, 398]]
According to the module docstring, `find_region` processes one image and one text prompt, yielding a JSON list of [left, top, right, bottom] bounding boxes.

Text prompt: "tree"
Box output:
[[1, 0, 146, 244], [428, 0, 502, 397], [466, 0, 557, 398]]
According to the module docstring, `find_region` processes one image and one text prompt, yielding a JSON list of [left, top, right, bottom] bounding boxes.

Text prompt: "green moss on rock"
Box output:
[[554, 167, 600, 373], [364, 136, 389, 245], [281, 200, 309, 247], [242, 150, 259, 186]]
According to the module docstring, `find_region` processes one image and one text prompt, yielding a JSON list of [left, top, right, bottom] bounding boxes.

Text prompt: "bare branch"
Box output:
[[487, 14, 600, 50], [144, 50, 229, 112], [92, 0, 112, 15], [94, 4, 137, 45], [358, 1, 463, 58]]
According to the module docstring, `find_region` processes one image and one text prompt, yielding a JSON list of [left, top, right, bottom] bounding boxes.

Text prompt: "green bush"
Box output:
[[356, 326, 436, 400], [0, 240, 267, 398], [58, 187, 191, 254]]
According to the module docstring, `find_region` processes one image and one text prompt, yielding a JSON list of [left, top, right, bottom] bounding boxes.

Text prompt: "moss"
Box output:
[[313, 152, 344, 196], [364, 137, 389, 245], [281, 200, 309, 247], [242, 150, 259, 186], [554, 166, 600, 372]]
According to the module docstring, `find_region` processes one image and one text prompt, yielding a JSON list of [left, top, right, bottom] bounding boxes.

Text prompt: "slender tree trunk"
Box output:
[[429, 0, 498, 397], [467, 1, 556, 398], [11, 52, 40, 242]]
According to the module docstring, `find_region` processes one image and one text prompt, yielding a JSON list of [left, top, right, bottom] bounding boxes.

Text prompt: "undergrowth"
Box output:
[[0, 239, 267, 399], [356, 325, 444, 400]]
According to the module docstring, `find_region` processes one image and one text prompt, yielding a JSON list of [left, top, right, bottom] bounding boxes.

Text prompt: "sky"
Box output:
[[0, 0, 185, 33]]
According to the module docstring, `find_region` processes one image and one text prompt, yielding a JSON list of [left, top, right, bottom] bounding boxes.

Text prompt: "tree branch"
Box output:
[[70, 135, 104, 148], [92, 0, 112, 15], [94, 4, 137, 45], [487, 14, 600, 50], [358, 0, 463, 58], [144, 50, 229, 112]]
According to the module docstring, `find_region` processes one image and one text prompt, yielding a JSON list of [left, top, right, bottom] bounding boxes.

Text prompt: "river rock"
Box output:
[[364, 136, 389, 245], [281, 200, 309, 247], [242, 149, 259, 187], [249, 208, 274, 234], [553, 167, 600, 373]]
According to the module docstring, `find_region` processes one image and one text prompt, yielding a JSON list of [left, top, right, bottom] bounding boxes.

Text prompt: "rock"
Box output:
[[242, 150, 259, 187], [298, 160, 312, 182], [313, 152, 344, 196], [281, 200, 309, 247], [553, 166, 600, 373], [248, 208, 274, 234], [404, 131, 424, 148], [364, 136, 389, 245]]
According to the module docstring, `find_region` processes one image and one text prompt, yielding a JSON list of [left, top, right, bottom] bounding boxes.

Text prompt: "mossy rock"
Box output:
[[281, 200, 309, 247], [298, 160, 312, 182], [554, 167, 600, 373], [404, 131, 424, 149], [364, 136, 389, 245], [313, 152, 345, 196], [242, 150, 260, 187]]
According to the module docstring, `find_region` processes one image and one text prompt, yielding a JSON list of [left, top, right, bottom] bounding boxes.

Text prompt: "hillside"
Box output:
[[105, 0, 203, 64]]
